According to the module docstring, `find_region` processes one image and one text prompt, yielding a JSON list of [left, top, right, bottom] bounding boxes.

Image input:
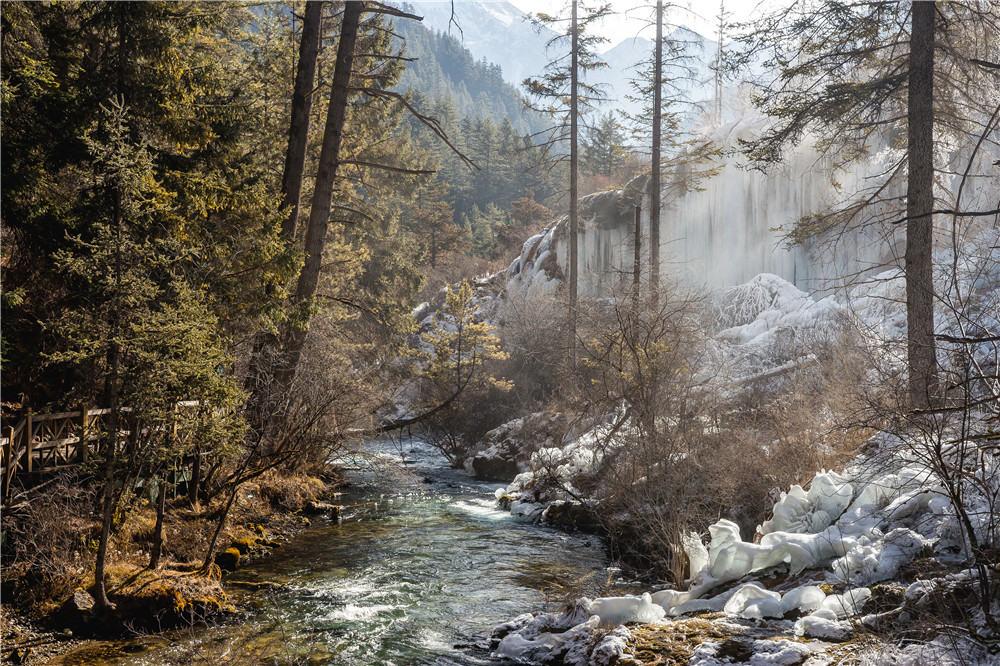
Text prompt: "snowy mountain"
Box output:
[[404, 1, 557, 87], [404, 3, 720, 123], [588, 27, 717, 119]]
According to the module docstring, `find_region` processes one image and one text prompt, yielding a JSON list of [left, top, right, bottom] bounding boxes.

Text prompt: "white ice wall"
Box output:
[[659, 129, 905, 292], [541, 123, 905, 297], [510, 119, 996, 299]]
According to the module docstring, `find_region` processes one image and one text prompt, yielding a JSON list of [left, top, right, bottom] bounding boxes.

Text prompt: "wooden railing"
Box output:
[[1, 401, 203, 499]]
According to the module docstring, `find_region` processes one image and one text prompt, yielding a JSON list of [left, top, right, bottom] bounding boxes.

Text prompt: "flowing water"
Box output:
[[59, 439, 626, 665]]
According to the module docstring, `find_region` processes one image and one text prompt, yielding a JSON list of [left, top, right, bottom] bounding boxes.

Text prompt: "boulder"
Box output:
[[470, 441, 520, 482], [55, 588, 96, 633], [214, 547, 241, 572], [68, 588, 95, 613], [465, 411, 572, 482], [542, 501, 602, 533]]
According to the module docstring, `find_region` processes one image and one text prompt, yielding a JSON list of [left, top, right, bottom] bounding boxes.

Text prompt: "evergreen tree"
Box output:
[[738, 0, 1000, 408], [523, 0, 612, 364], [582, 111, 629, 179], [624, 1, 720, 305], [405, 178, 470, 269]]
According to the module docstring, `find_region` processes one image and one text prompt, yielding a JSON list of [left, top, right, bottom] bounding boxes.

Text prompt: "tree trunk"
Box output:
[[569, 0, 579, 366], [633, 204, 642, 300], [650, 0, 663, 307], [148, 473, 167, 569], [280, 0, 323, 243], [202, 476, 241, 570], [94, 190, 122, 612], [95, 3, 127, 596], [906, 1, 937, 408], [189, 444, 201, 509], [93, 425, 117, 610], [245, 1, 323, 433], [274, 0, 364, 393]]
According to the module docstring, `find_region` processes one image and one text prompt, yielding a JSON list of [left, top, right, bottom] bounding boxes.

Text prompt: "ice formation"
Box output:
[[492, 436, 997, 664], [590, 593, 666, 627], [488, 230, 999, 663]]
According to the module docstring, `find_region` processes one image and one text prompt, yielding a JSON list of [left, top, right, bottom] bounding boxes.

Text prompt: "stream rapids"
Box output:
[[57, 438, 627, 665]]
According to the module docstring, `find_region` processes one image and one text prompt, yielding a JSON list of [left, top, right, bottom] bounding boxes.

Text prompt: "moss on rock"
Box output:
[[214, 548, 241, 572], [104, 568, 234, 633]]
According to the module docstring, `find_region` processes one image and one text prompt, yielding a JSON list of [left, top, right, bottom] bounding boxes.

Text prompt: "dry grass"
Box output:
[[0, 469, 331, 624], [623, 617, 738, 666]]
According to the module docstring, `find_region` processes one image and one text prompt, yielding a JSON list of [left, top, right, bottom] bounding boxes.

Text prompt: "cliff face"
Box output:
[[505, 122, 910, 297]]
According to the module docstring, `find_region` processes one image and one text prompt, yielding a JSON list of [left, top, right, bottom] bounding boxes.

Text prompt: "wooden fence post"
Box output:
[[80, 404, 89, 463], [25, 410, 34, 474], [3, 428, 12, 500]]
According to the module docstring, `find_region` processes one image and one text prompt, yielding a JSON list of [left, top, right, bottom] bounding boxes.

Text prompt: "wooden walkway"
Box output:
[[1, 401, 202, 500]]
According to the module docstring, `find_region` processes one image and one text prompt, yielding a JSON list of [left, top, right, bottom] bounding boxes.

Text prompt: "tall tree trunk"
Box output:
[[633, 204, 642, 301], [245, 1, 323, 432], [650, 0, 663, 307], [94, 177, 122, 612], [148, 473, 167, 569], [280, 0, 323, 243], [906, 1, 937, 408], [569, 0, 579, 366], [274, 0, 364, 392], [94, 3, 129, 611]]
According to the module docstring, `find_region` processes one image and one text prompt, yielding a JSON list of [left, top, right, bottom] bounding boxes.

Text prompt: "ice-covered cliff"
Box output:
[[503, 115, 998, 297]]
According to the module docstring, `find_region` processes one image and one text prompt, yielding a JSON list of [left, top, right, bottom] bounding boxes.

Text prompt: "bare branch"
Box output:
[[340, 159, 436, 175], [352, 86, 478, 170]]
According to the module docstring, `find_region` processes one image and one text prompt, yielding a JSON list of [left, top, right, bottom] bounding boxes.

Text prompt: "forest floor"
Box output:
[[0, 469, 343, 665]]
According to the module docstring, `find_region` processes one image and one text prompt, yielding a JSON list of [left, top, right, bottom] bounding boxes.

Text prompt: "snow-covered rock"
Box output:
[[591, 593, 666, 627]]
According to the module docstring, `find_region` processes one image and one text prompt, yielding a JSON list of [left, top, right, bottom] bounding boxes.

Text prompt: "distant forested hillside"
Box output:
[[394, 12, 547, 137]]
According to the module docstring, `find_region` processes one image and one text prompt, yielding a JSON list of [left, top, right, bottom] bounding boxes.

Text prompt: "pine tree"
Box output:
[[624, 1, 721, 305], [405, 177, 469, 269], [582, 111, 629, 179], [49, 99, 245, 608], [739, 1, 1000, 408], [523, 0, 612, 365]]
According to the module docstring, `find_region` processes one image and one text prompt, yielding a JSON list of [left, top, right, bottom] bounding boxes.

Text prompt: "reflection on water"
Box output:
[[59, 440, 626, 665]]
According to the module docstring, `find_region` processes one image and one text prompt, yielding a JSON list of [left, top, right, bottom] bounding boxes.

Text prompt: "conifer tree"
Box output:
[[405, 177, 469, 269], [524, 0, 612, 365], [624, 1, 720, 304], [738, 0, 1000, 408], [582, 110, 629, 179]]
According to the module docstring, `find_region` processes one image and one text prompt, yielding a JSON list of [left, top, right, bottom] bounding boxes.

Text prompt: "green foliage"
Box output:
[[418, 282, 511, 396], [402, 177, 469, 269], [48, 99, 245, 460], [394, 13, 548, 136], [462, 203, 512, 260], [523, 2, 612, 132], [393, 15, 561, 264], [1, 1, 292, 407], [582, 111, 629, 179], [405, 101, 560, 257]]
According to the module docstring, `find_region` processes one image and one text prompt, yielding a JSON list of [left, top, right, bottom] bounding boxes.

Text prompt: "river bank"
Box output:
[[3, 439, 629, 666], [1, 466, 345, 665]]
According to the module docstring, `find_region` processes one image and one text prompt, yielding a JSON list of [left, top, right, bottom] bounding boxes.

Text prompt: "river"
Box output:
[[58, 438, 625, 665]]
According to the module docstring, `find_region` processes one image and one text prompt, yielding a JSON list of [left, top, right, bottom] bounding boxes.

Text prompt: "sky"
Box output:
[[506, 0, 769, 48]]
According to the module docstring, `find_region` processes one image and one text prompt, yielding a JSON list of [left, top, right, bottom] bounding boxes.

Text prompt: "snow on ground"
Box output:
[[487, 248, 1000, 664], [491, 430, 999, 663]]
